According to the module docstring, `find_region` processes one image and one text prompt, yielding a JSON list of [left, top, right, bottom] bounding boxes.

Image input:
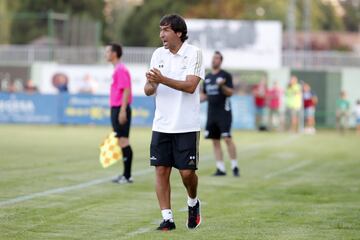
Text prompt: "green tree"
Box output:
[[341, 0, 360, 32], [8, 0, 105, 44], [0, 0, 20, 44], [187, 0, 343, 31], [103, 1, 134, 44], [121, 0, 197, 47]]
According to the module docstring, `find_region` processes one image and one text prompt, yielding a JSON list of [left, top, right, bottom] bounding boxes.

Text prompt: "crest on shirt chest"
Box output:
[[181, 56, 188, 69]]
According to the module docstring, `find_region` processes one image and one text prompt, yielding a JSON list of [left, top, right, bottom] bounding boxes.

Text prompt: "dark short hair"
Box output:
[[160, 14, 188, 42], [108, 43, 122, 58], [214, 51, 223, 61]]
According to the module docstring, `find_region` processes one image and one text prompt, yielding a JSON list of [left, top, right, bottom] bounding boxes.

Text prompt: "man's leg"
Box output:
[[256, 108, 261, 129], [268, 110, 273, 130], [155, 166, 176, 230], [155, 166, 172, 210], [212, 139, 226, 175], [111, 106, 133, 183], [291, 110, 299, 132], [224, 137, 239, 177], [151, 131, 176, 230], [180, 169, 201, 229], [179, 169, 198, 198], [119, 137, 133, 180]]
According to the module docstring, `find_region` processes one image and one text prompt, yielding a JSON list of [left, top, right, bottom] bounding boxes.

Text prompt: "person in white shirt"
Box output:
[[355, 99, 360, 135], [144, 14, 204, 231]]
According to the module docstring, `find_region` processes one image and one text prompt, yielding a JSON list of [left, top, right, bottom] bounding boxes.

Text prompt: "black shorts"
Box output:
[[205, 113, 232, 139], [111, 106, 131, 138], [150, 131, 200, 170]]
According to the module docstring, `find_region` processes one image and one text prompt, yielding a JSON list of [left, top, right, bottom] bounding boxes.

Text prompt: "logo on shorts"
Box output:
[[150, 156, 157, 161], [189, 156, 196, 165], [221, 132, 230, 137]]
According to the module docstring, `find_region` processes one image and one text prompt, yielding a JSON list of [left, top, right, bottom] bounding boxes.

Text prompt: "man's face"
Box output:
[[212, 54, 222, 69], [290, 76, 298, 85], [105, 46, 115, 62], [303, 83, 310, 91], [160, 25, 181, 49]]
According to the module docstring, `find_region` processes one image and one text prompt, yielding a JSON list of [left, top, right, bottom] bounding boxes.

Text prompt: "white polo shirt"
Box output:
[[150, 42, 205, 133]]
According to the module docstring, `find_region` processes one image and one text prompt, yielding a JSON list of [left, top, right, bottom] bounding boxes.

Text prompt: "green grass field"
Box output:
[[0, 125, 359, 240]]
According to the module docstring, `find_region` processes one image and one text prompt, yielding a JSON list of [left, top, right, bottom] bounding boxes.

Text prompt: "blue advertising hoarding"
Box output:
[[59, 94, 155, 126], [0, 93, 59, 124], [59, 94, 110, 125], [0, 94, 255, 129]]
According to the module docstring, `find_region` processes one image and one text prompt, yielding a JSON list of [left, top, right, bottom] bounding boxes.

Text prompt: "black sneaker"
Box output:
[[232, 167, 240, 177], [156, 219, 176, 231], [111, 175, 133, 184], [187, 200, 201, 229], [212, 169, 226, 176]]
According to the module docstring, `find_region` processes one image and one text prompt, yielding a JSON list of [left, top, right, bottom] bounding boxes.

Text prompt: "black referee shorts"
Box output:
[[150, 131, 200, 170], [110, 106, 131, 138], [205, 113, 232, 139]]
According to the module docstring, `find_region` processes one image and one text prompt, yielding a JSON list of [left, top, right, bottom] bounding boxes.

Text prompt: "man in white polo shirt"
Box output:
[[144, 14, 204, 231]]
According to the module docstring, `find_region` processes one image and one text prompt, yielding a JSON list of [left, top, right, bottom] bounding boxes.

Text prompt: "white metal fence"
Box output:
[[283, 50, 360, 70], [0, 45, 359, 69]]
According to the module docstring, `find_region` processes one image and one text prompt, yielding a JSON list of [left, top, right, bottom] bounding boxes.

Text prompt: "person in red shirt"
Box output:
[[253, 78, 267, 130], [303, 83, 318, 134], [266, 80, 282, 130]]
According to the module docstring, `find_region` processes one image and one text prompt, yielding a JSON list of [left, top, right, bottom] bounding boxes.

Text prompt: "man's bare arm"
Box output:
[[220, 85, 234, 97], [148, 68, 200, 94], [144, 72, 158, 96], [200, 92, 208, 102]]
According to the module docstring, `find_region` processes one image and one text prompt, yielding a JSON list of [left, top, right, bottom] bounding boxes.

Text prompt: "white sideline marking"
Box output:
[[126, 227, 152, 237], [0, 168, 153, 207], [0, 135, 299, 208], [264, 160, 312, 179]]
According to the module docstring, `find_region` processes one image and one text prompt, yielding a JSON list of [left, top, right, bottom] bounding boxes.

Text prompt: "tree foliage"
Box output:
[[4, 0, 105, 44], [1, 0, 358, 46], [121, 0, 198, 47]]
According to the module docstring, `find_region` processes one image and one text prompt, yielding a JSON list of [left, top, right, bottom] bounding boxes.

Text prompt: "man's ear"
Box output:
[[176, 32, 182, 39]]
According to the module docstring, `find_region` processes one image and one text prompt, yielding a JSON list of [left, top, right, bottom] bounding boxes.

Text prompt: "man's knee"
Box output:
[[212, 139, 221, 147], [118, 137, 129, 148], [156, 166, 171, 178], [223, 137, 233, 145], [180, 170, 196, 181]]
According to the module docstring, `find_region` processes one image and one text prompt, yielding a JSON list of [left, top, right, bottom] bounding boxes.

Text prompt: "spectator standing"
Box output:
[[266, 80, 282, 131], [336, 91, 350, 134], [253, 78, 267, 130], [355, 100, 360, 135], [285, 76, 302, 133], [303, 83, 318, 134]]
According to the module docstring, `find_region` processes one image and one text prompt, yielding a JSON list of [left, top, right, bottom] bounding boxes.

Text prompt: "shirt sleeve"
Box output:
[[150, 50, 158, 69], [115, 68, 131, 90], [225, 72, 233, 88], [202, 79, 207, 94], [186, 49, 205, 80]]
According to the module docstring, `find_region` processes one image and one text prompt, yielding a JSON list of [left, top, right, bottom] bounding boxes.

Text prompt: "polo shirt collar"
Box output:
[[177, 42, 187, 56], [166, 42, 188, 56]]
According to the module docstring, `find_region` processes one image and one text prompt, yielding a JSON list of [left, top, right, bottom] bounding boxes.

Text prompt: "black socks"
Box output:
[[122, 145, 133, 179]]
